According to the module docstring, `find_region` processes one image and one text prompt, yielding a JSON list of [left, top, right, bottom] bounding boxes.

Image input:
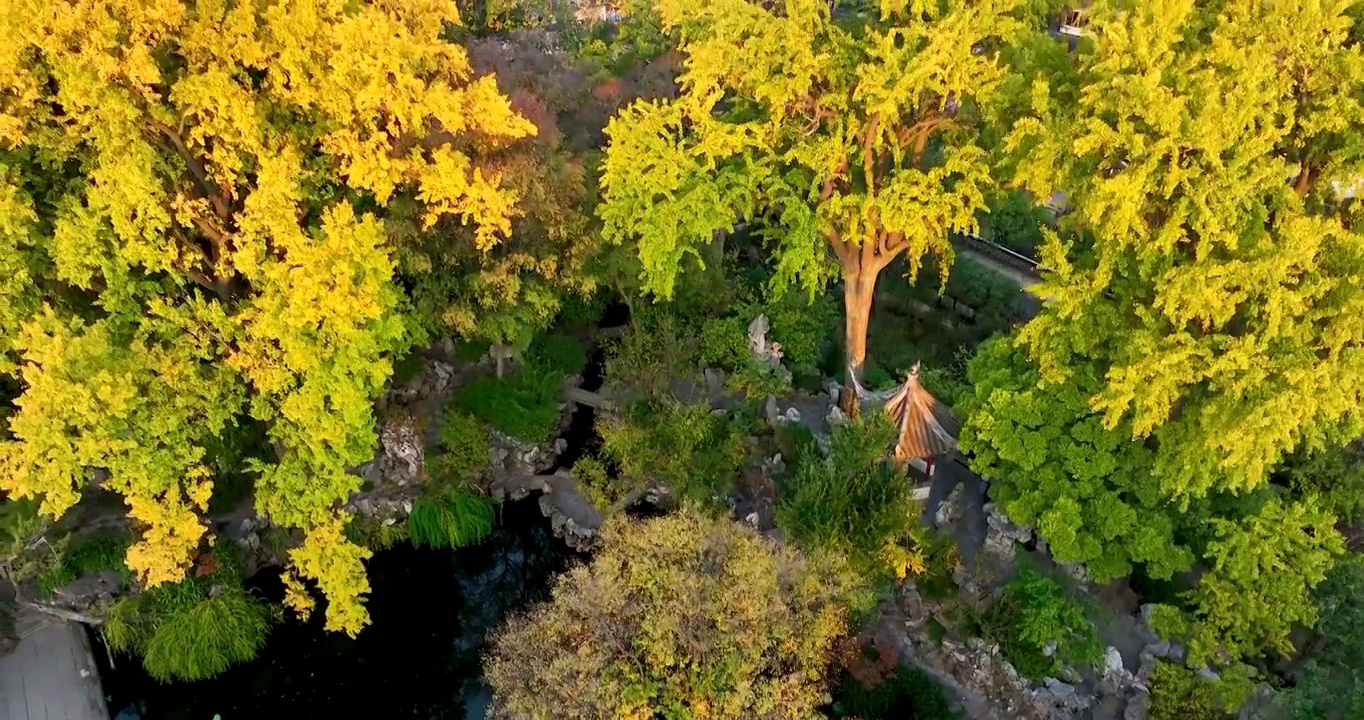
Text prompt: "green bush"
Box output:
[[570, 456, 624, 512], [391, 352, 427, 386], [430, 409, 491, 487], [456, 364, 562, 444], [37, 534, 132, 595], [528, 333, 588, 376], [103, 546, 274, 683], [407, 490, 496, 550], [603, 308, 701, 399], [726, 359, 793, 400], [1148, 661, 1242, 720], [699, 315, 750, 368], [599, 400, 745, 508], [976, 569, 1100, 680], [775, 417, 921, 579], [832, 665, 956, 720], [944, 256, 1020, 326], [764, 290, 839, 374]]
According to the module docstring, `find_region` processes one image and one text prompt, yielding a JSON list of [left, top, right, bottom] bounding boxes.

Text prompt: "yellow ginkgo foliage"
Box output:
[[0, 0, 534, 635]]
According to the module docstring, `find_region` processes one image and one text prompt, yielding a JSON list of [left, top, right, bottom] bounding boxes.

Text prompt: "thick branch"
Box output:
[[828, 227, 853, 266], [148, 118, 233, 222], [862, 112, 881, 193], [1294, 159, 1317, 197]]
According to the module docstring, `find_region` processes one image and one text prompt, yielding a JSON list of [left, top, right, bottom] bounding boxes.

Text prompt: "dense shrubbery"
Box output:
[[603, 309, 702, 399], [484, 507, 869, 719], [456, 363, 563, 445], [973, 569, 1099, 680], [776, 417, 925, 580], [527, 333, 589, 376], [429, 409, 492, 487], [595, 399, 745, 508], [103, 547, 275, 683], [37, 533, 132, 595], [1147, 660, 1251, 720]]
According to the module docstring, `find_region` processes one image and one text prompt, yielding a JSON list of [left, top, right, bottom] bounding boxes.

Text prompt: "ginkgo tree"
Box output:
[[963, 0, 1363, 661], [598, 0, 1024, 401], [0, 0, 533, 636]]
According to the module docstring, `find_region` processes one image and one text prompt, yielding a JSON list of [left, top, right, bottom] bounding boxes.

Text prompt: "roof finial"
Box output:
[[910, 361, 922, 377]]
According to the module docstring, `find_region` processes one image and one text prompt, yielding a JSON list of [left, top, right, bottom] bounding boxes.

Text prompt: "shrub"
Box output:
[[775, 417, 924, 579], [1147, 661, 1243, 720], [430, 409, 491, 487], [764, 290, 839, 374], [456, 363, 562, 444], [944, 256, 1020, 327], [102, 546, 274, 683], [484, 507, 871, 720], [726, 358, 793, 400], [407, 491, 496, 550], [598, 400, 745, 508], [602, 308, 701, 399], [37, 533, 132, 595], [528, 333, 588, 376], [976, 569, 1100, 680], [699, 314, 750, 368]]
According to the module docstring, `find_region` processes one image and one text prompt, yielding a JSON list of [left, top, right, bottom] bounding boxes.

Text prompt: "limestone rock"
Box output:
[[378, 411, 425, 484], [935, 483, 965, 533], [1123, 690, 1151, 720], [982, 502, 1032, 561]]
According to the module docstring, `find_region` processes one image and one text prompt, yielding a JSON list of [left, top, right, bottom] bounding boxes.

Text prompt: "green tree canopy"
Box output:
[[599, 0, 1027, 396], [1004, 0, 1364, 497], [963, 0, 1362, 663], [0, 0, 533, 635]]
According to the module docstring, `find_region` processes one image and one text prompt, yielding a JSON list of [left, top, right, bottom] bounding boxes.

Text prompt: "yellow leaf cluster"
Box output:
[[286, 513, 373, 637], [1, 0, 535, 631]]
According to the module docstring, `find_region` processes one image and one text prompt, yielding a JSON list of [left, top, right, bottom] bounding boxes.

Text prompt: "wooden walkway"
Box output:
[[1, 607, 109, 720]]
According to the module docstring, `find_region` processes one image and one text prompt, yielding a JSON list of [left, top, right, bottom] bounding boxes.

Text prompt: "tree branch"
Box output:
[[1294, 159, 1317, 197], [862, 112, 881, 194], [148, 117, 233, 222]]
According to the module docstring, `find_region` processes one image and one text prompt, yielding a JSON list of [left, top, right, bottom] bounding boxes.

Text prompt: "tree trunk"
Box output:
[[492, 343, 507, 378], [842, 269, 877, 417]]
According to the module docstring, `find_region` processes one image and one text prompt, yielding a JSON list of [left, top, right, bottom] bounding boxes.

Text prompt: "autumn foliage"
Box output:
[[0, 0, 533, 635]]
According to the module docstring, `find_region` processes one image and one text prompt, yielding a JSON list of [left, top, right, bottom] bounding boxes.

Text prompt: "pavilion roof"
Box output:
[[883, 363, 959, 463]]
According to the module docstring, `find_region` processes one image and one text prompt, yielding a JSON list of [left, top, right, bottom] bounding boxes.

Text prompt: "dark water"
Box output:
[[95, 497, 580, 720]]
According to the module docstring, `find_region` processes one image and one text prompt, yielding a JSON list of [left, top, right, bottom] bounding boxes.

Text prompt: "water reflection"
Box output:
[[97, 496, 579, 720]]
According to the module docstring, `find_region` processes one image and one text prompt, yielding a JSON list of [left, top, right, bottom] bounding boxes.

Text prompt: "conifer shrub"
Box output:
[[776, 416, 924, 579], [102, 546, 274, 683], [602, 309, 701, 399], [973, 569, 1100, 680], [430, 409, 491, 487], [597, 399, 745, 508], [1147, 660, 1247, 720]]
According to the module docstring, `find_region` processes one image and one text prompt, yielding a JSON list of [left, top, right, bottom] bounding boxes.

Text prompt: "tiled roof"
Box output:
[[885, 363, 959, 463]]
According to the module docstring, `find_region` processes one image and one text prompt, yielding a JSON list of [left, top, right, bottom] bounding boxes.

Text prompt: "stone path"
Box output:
[[1, 607, 108, 720]]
